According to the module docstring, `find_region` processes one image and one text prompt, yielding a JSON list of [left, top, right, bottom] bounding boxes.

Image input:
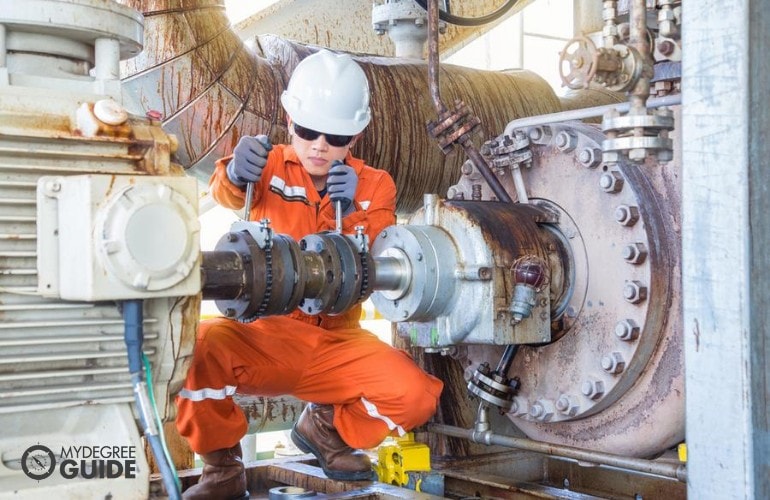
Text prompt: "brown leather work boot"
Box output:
[[182, 443, 249, 500], [291, 403, 374, 481]]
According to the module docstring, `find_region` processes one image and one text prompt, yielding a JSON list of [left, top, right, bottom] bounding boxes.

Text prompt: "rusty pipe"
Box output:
[[426, 0, 512, 204], [427, 0, 445, 114]]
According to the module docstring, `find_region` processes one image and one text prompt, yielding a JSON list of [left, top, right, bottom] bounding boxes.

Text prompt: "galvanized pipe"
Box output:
[[504, 93, 682, 134], [428, 423, 687, 483]]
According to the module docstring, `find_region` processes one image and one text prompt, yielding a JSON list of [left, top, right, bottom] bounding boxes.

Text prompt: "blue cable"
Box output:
[[122, 300, 182, 500]]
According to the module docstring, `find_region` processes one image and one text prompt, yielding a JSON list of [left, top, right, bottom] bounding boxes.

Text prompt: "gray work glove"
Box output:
[[226, 135, 272, 187], [327, 160, 358, 215]]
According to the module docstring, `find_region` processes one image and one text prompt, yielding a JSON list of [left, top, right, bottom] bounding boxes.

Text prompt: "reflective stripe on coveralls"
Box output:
[[362, 397, 406, 436], [178, 385, 237, 402]]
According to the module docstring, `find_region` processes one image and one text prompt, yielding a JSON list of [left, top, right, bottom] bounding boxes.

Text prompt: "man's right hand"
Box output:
[[226, 135, 273, 187]]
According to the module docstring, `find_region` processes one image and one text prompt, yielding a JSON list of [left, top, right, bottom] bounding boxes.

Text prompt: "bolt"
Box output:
[[555, 394, 580, 416], [224, 308, 236, 318], [615, 319, 641, 341], [529, 400, 555, 422], [601, 352, 626, 374], [599, 171, 624, 193], [528, 127, 543, 141], [461, 161, 475, 175], [622, 242, 648, 264], [658, 40, 676, 57], [614, 205, 640, 226], [581, 379, 605, 400], [554, 131, 577, 152], [227, 232, 238, 242], [623, 280, 648, 304], [578, 148, 601, 168]]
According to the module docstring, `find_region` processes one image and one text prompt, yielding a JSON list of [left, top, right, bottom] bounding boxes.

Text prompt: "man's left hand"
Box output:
[[327, 161, 358, 215]]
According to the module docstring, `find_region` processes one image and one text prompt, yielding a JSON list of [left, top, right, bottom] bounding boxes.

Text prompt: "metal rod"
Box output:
[[495, 345, 519, 374], [426, 0, 513, 204], [427, 0, 445, 113], [511, 166, 529, 203], [334, 199, 343, 233], [504, 93, 682, 134], [428, 423, 687, 482], [244, 182, 255, 221]]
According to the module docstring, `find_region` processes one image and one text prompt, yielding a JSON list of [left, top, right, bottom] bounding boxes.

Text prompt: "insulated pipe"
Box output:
[[428, 423, 687, 483], [118, 1, 566, 213]]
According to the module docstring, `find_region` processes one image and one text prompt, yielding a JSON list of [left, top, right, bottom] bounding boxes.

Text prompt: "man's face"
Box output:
[[289, 120, 357, 182]]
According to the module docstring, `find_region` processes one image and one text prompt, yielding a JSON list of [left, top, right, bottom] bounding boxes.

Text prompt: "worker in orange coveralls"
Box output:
[[176, 49, 444, 499]]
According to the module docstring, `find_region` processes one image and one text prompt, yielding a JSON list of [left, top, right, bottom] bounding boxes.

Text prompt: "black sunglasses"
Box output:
[[293, 123, 354, 147]]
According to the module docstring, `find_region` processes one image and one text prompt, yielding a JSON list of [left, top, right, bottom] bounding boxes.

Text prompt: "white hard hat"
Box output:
[[281, 50, 371, 136]]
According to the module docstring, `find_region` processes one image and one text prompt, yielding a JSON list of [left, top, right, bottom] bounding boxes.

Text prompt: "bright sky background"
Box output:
[[224, 0, 277, 23]]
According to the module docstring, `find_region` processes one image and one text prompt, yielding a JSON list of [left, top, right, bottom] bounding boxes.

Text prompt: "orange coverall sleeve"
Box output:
[[208, 154, 269, 210]]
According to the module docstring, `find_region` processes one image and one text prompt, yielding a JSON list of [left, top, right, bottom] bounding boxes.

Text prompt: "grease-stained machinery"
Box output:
[[0, 0, 766, 499]]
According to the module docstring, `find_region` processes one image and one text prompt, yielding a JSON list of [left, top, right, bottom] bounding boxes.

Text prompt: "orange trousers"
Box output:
[[176, 316, 444, 454]]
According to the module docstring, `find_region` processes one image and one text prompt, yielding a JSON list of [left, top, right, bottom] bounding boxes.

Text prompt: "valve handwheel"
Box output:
[[559, 36, 599, 89]]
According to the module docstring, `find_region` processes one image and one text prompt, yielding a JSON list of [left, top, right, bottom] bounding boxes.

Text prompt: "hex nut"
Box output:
[[622, 242, 648, 264], [657, 148, 674, 162], [615, 319, 640, 341], [628, 148, 647, 162], [555, 394, 580, 416], [658, 9, 676, 21], [529, 400, 555, 422], [578, 147, 601, 168], [581, 380, 605, 400], [601, 352, 626, 374], [623, 280, 648, 304], [554, 131, 577, 152], [614, 205, 640, 226], [599, 171, 624, 193], [602, 150, 621, 165]]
